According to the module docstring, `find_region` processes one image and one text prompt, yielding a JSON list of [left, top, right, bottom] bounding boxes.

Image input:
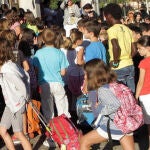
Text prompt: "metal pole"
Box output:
[[146, 0, 149, 14], [95, 0, 100, 16]]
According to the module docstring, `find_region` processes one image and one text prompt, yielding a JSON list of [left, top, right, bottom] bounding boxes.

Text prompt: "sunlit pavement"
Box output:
[[0, 129, 147, 150]]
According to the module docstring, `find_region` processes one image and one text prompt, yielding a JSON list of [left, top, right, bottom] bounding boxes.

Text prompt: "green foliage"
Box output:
[[72, 0, 80, 3], [49, 0, 59, 9]]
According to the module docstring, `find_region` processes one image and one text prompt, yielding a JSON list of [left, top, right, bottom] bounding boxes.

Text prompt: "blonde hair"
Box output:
[[62, 37, 72, 49], [99, 30, 108, 41], [42, 28, 56, 45], [70, 30, 83, 44]]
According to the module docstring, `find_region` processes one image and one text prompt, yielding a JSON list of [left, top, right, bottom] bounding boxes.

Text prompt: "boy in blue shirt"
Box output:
[[83, 20, 106, 63], [33, 28, 71, 123]]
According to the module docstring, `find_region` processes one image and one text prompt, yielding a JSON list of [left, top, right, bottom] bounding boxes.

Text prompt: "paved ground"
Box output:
[[0, 125, 148, 150], [0, 101, 149, 150], [0, 134, 140, 150]]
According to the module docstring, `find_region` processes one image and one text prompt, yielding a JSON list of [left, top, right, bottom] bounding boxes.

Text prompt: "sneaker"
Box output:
[[12, 135, 21, 145], [43, 138, 56, 148], [43, 140, 49, 147]]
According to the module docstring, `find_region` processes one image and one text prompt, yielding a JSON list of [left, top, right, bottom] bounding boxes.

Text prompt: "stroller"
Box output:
[[76, 94, 95, 126]]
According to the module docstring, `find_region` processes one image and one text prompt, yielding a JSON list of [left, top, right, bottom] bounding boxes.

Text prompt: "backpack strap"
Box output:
[[105, 115, 113, 150]]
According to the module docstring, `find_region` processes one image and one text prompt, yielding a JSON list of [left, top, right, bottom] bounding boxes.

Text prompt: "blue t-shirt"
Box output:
[[85, 41, 106, 63], [33, 46, 69, 85]]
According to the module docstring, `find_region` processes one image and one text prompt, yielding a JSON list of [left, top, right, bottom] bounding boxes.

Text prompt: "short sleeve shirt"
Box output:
[[33, 46, 69, 85], [139, 57, 150, 95], [107, 24, 134, 69], [85, 41, 106, 63]]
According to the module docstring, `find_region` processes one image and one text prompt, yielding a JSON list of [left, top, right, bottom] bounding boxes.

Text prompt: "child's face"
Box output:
[[104, 14, 112, 25], [83, 28, 91, 39], [137, 44, 150, 57], [67, 0, 73, 6], [132, 31, 141, 42], [76, 39, 83, 46]]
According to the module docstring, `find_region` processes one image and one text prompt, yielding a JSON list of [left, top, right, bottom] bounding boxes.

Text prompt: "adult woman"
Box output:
[[60, 0, 81, 37]]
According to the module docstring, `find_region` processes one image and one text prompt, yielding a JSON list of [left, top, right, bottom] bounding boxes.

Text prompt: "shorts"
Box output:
[[139, 94, 150, 124], [96, 127, 133, 141], [0, 105, 25, 132]]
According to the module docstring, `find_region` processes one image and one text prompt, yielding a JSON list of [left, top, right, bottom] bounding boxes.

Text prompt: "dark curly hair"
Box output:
[[103, 3, 122, 20]]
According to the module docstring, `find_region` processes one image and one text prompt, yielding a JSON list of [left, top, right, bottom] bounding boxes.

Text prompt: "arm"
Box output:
[[131, 42, 137, 57], [110, 39, 121, 68], [76, 47, 85, 65], [60, 0, 67, 10], [98, 87, 121, 115], [74, 4, 81, 18], [60, 68, 66, 76], [22, 60, 29, 72], [135, 68, 145, 99]]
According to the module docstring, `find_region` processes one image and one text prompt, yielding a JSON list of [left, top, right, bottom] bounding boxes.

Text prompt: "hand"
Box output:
[[110, 60, 119, 68], [65, 0, 68, 3]]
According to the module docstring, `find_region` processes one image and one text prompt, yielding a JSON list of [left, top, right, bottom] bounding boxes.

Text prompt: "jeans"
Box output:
[[114, 65, 135, 93], [40, 82, 71, 123]]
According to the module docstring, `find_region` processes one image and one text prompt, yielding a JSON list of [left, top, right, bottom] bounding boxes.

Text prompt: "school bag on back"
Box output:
[[46, 114, 80, 150], [109, 82, 144, 133]]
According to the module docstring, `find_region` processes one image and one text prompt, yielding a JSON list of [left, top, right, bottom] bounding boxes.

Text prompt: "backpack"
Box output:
[[27, 100, 41, 138], [0, 61, 30, 113], [109, 82, 144, 134], [46, 114, 80, 150]]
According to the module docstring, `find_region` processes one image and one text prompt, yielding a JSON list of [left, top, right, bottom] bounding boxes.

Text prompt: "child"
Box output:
[[80, 58, 135, 150], [33, 28, 71, 122], [82, 19, 107, 110], [83, 19, 106, 63], [103, 3, 137, 93], [67, 29, 84, 112], [0, 38, 32, 150], [24, 11, 38, 35], [136, 35, 150, 149]]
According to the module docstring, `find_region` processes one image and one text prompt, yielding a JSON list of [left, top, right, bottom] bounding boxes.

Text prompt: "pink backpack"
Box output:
[[46, 114, 80, 150], [109, 82, 144, 134]]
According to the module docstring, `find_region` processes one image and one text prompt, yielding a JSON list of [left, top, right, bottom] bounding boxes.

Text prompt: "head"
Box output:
[[0, 18, 9, 31], [67, 0, 73, 6], [35, 17, 45, 32], [134, 12, 142, 22], [62, 37, 72, 49], [0, 30, 17, 48], [137, 35, 150, 57], [42, 28, 56, 46], [99, 30, 108, 42], [37, 32, 44, 49], [84, 59, 117, 91], [83, 20, 101, 39], [20, 28, 36, 47], [139, 22, 150, 36], [128, 24, 142, 42], [144, 15, 150, 24], [103, 3, 122, 25], [18, 40, 32, 57], [83, 3, 93, 15], [127, 10, 134, 19], [70, 29, 83, 46], [24, 11, 36, 25], [77, 18, 88, 33], [10, 22, 21, 36], [0, 38, 15, 66]]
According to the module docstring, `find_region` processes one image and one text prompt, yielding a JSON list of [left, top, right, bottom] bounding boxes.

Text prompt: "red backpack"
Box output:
[[109, 82, 144, 134], [46, 114, 80, 150]]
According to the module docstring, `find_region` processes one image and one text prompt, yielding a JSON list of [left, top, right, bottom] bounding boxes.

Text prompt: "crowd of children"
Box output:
[[0, 1, 150, 149]]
